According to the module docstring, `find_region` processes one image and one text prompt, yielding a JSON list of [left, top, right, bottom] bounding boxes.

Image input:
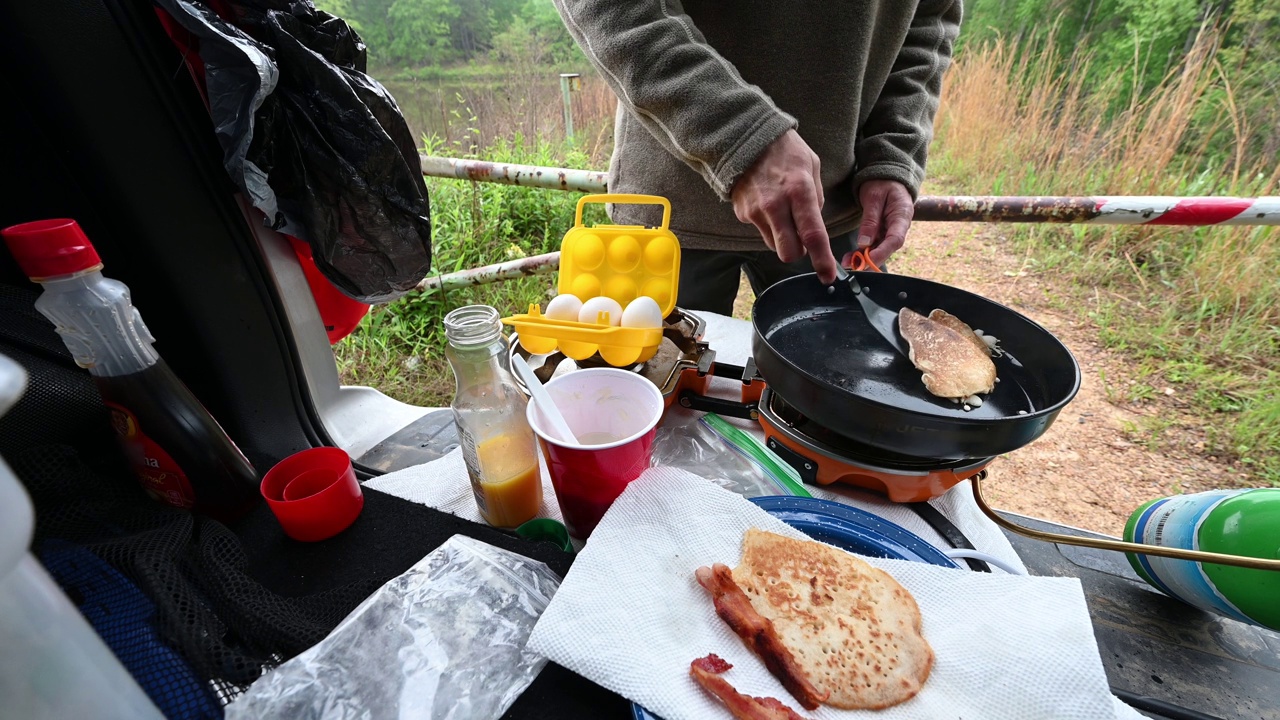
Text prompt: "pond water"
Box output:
[[377, 72, 614, 152]]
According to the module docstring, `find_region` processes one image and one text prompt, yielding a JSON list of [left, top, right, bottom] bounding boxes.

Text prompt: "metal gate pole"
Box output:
[[558, 73, 580, 140], [416, 156, 1280, 291]]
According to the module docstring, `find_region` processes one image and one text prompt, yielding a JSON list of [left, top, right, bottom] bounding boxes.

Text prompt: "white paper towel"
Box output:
[[527, 469, 1120, 720]]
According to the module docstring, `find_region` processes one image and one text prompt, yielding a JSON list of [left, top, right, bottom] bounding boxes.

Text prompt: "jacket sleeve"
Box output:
[[553, 0, 796, 200], [852, 0, 963, 199]]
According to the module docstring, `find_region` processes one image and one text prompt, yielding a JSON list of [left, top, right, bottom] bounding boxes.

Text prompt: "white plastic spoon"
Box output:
[[511, 355, 579, 445]]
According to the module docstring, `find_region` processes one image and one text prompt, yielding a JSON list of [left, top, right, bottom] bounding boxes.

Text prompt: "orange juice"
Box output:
[[469, 433, 542, 528]]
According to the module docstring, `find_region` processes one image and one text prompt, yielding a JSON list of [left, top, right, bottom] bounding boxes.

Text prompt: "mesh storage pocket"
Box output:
[[0, 283, 379, 707]]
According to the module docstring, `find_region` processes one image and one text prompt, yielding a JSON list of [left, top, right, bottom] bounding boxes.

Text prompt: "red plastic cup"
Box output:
[[527, 368, 665, 540], [260, 447, 364, 542]]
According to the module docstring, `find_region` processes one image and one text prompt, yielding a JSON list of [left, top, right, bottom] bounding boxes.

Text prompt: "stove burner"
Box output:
[[756, 387, 991, 502], [508, 308, 714, 404], [571, 355, 639, 371], [765, 390, 985, 471]]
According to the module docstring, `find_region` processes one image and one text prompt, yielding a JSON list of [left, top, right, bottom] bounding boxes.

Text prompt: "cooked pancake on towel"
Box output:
[[727, 530, 934, 710]]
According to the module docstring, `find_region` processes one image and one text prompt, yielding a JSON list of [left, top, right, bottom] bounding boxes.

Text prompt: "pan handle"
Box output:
[[970, 474, 1280, 571]]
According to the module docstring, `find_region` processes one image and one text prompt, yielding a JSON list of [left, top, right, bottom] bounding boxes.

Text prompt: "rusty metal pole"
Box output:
[[417, 158, 1280, 226], [416, 252, 562, 292], [415, 158, 1280, 291], [419, 155, 607, 193], [915, 195, 1280, 225]]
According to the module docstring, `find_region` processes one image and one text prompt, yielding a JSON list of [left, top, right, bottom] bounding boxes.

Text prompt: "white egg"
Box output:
[[578, 296, 623, 326], [621, 296, 663, 329], [544, 293, 583, 322]]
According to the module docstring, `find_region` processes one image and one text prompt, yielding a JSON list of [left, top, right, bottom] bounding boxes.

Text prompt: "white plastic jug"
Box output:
[[0, 353, 164, 719]]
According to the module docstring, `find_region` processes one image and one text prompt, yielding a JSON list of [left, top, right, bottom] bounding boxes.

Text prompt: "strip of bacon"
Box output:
[[690, 655, 809, 720], [695, 564, 830, 710]]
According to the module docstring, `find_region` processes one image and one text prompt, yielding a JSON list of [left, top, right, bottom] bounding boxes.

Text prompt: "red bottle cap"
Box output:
[[260, 447, 364, 542], [1, 219, 103, 280]]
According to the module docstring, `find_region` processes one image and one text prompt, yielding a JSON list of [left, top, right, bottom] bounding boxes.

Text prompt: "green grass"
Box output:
[[1088, 241, 1279, 484], [333, 133, 605, 407]]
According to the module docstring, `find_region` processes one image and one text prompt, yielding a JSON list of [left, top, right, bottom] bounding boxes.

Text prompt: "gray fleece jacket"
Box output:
[[553, 0, 962, 251]]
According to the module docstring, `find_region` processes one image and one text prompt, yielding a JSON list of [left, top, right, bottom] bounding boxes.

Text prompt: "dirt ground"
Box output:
[[732, 223, 1252, 537]]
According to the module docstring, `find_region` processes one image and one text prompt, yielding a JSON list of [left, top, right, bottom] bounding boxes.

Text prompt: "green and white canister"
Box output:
[[1124, 488, 1280, 631]]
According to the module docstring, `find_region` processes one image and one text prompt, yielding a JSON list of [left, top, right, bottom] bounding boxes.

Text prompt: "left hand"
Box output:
[[843, 179, 914, 268]]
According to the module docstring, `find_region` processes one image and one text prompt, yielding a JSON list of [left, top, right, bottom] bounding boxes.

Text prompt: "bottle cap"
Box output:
[[515, 518, 575, 554], [260, 447, 363, 542], [1, 219, 103, 280]]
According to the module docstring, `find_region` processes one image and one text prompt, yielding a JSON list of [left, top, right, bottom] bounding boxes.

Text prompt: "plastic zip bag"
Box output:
[[650, 413, 809, 498], [225, 535, 559, 720]]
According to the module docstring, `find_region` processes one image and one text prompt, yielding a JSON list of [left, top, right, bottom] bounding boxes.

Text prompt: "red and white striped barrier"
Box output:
[[912, 196, 1280, 226], [1092, 196, 1280, 225]]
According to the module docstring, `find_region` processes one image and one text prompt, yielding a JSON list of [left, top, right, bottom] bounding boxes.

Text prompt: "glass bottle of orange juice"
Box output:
[[444, 305, 542, 528]]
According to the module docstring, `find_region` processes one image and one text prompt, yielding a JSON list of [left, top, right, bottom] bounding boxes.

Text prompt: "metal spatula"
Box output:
[[835, 250, 911, 358]]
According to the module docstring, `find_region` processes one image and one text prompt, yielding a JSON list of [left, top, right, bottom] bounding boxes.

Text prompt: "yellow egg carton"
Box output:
[[502, 194, 681, 366]]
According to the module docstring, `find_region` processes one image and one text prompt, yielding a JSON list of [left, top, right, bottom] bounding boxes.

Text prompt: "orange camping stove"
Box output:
[[670, 359, 992, 503]]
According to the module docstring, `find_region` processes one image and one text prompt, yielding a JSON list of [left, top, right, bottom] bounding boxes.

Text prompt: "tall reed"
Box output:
[[934, 28, 1280, 482]]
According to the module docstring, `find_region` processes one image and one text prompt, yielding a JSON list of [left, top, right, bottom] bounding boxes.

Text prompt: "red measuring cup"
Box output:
[[260, 447, 363, 542]]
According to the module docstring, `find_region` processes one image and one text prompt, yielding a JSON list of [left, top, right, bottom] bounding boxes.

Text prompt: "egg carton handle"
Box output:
[[575, 194, 672, 231]]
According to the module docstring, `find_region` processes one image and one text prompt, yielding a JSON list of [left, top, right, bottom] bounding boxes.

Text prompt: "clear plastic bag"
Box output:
[[650, 414, 809, 498], [225, 535, 559, 720]]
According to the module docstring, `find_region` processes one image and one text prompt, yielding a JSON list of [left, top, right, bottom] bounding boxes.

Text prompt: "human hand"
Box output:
[[731, 130, 838, 283], [846, 179, 914, 268]]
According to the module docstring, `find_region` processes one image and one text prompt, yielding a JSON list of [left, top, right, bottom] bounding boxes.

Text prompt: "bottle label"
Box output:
[[455, 423, 488, 517], [105, 401, 195, 509], [1127, 490, 1252, 623]]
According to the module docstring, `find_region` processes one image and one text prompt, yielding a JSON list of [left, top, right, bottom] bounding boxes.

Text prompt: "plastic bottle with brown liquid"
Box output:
[[2, 219, 259, 523]]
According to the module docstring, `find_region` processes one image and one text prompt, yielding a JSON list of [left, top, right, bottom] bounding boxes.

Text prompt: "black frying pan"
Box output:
[[751, 271, 1081, 460]]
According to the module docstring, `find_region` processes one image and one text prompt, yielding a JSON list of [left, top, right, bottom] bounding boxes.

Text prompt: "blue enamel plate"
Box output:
[[746, 496, 960, 568], [631, 496, 959, 720]]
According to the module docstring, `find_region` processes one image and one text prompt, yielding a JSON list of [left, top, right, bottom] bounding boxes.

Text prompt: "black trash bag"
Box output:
[[154, 0, 431, 303]]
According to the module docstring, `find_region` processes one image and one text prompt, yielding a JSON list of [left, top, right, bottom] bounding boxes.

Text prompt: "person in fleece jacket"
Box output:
[[552, 1, 963, 315]]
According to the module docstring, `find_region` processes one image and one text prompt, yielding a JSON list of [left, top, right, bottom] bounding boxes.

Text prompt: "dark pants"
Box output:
[[676, 231, 867, 315]]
